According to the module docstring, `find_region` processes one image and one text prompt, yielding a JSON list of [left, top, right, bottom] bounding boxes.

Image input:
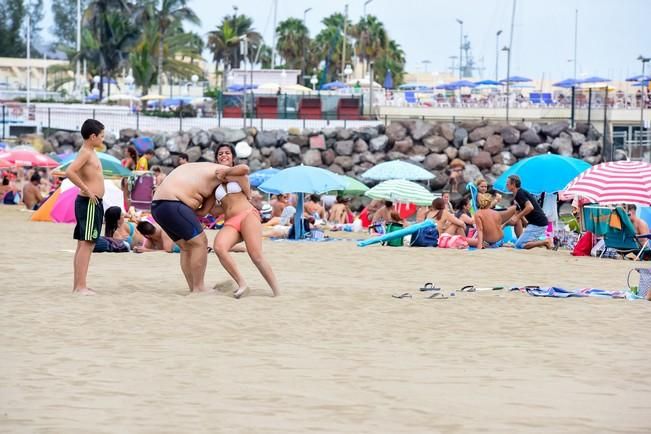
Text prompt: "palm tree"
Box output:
[[374, 39, 406, 86], [141, 0, 200, 94], [351, 15, 388, 76], [207, 12, 261, 89], [313, 13, 353, 83], [275, 18, 309, 70]]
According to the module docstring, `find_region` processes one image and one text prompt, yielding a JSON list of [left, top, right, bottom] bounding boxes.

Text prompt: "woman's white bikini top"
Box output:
[[215, 181, 242, 203]]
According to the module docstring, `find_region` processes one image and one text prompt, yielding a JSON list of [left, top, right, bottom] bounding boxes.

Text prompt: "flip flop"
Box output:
[[425, 292, 448, 299], [459, 285, 476, 292], [419, 282, 441, 292], [392, 293, 412, 299]]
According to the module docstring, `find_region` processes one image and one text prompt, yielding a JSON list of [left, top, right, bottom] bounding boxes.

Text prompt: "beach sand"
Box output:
[[1, 205, 650, 433]]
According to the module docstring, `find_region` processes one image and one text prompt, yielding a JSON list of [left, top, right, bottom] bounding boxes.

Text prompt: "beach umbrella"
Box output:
[[474, 79, 501, 86], [449, 80, 477, 88], [329, 175, 369, 196], [500, 76, 532, 83], [563, 161, 651, 206], [553, 78, 582, 88], [435, 83, 458, 91], [399, 83, 433, 91], [131, 137, 154, 154], [384, 69, 394, 89], [493, 154, 591, 195], [0, 158, 11, 168], [50, 179, 125, 223], [581, 76, 611, 84], [625, 74, 651, 82], [258, 165, 346, 239], [0, 149, 59, 167], [365, 179, 435, 206], [632, 81, 650, 87], [361, 160, 434, 181], [227, 83, 257, 92], [249, 167, 281, 188], [55, 151, 132, 177], [140, 94, 166, 101], [320, 81, 349, 90]]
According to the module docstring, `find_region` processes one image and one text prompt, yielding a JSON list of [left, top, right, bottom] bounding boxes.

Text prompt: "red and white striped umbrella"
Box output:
[[563, 161, 651, 205]]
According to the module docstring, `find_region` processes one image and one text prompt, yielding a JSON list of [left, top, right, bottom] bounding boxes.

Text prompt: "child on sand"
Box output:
[[65, 119, 106, 295]]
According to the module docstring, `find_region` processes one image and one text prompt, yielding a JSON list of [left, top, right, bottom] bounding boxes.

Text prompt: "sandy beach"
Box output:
[[1, 205, 650, 433]]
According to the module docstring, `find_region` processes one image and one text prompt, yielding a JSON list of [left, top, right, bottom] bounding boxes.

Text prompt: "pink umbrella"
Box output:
[[563, 161, 651, 205], [0, 149, 59, 167], [50, 186, 80, 223]]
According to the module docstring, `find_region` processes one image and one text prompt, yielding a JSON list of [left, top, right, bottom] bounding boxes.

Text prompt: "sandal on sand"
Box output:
[[392, 293, 412, 299], [459, 285, 476, 292], [425, 292, 448, 299], [419, 282, 441, 292]]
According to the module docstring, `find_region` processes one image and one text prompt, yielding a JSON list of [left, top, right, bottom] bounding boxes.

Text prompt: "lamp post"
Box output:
[[363, 0, 373, 16], [125, 71, 134, 112], [573, 9, 578, 82], [456, 19, 463, 79], [502, 46, 511, 121], [302, 8, 312, 84], [495, 30, 502, 81], [369, 61, 374, 119], [638, 55, 650, 149], [341, 4, 349, 81], [310, 74, 318, 91], [343, 64, 353, 83], [422, 60, 431, 73]]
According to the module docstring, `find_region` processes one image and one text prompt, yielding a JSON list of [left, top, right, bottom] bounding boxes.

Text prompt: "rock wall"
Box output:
[[41, 119, 612, 191]]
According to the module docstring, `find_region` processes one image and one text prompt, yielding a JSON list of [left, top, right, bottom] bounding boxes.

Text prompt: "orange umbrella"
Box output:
[[31, 188, 61, 222]]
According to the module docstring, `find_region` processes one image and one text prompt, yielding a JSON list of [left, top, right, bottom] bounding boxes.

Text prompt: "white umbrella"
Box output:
[[365, 179, 435, 206], [361, 160, 434, 181]]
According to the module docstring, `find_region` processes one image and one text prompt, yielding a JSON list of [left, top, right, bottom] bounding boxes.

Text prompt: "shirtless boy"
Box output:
[[151, 162, 249, 293], [474, 193, 518, 248], [65, 119, 105, 295], [23, 173, 43, 210]]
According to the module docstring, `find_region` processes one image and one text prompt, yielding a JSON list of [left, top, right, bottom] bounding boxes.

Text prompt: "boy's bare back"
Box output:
[[77, 147, 105, 198]]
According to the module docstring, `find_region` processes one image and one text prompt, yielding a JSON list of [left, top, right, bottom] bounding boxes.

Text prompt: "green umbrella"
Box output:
[[329, 175, 369, 196], [55, 151, 132, 178], [364, 179, 435, 206]]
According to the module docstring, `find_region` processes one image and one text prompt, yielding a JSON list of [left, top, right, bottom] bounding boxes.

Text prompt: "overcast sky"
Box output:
[[40, 0, 650, 81]]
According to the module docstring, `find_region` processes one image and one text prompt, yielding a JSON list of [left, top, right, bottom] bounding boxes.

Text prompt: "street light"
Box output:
[[422, 60, 431, 73], [456, 18, 463, 79], [310, 74, 318, 90], [344, 64, 353, 83], [363, 0, 373, 16], [302, 8, 312, 84], [495, 30, 503, 81], [637, 55, 650, 149], [502, 46, 511, 121], [125, 71, 135, 112]]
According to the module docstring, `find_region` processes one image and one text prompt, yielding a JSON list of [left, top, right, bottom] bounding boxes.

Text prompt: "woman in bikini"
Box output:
[[429, 198, 479, 249], [212, 144, 280, 298]]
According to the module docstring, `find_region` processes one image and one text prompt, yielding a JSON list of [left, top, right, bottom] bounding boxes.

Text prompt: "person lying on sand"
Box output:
[[134, 221, 179, 253]]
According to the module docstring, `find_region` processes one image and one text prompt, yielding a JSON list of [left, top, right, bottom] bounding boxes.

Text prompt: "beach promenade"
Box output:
[[1, 206, 650, 433]]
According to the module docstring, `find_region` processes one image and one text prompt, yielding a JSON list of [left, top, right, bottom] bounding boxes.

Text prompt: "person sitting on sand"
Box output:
[[270, 193, 289, 217], [22, 173, 43, 210], [152, 166, 166, 186], [431, 197, 479, 249], [371, 200, 393, 226], [628, 204, 650, 235], [474, 193, 519, 248], [475, 178, 502, 208], [506, 175, 552, 250], [103, 206, 144, 248], [134, 221, 179, 253], [329, 196, 351, 225], [454, 197, 475, 231], [305, 194, 327, 221]]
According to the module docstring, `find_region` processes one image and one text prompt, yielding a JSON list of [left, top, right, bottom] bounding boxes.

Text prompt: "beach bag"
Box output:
[[627, 268, 651, 299], [382, 223, 404, 247], [410, 225, 439, 247], [572, 232, 593, 256]]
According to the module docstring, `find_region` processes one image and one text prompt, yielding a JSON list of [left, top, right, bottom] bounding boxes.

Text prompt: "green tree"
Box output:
[[207, 12, 261, 88], [275, 17, 309, 71], [351, 15, 388, 76], [51, 0, 89, 47], [313, 13, 353, 83], [0, 0, 27, 57], [374, 39, 406, 86]]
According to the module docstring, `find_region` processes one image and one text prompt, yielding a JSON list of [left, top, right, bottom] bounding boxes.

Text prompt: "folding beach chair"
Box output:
[[541, 93, 554, 106], [529, 92, 542, 105], [602, 207, 651, 261], [130, 172, 155, 211]]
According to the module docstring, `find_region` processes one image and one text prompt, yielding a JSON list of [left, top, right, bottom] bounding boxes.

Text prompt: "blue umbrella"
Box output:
[[581, 76, 611, 84], [493, 154, 591, 195], [553, 78, 582, 88], [399, 83, 433, 91], [500, 76, 531, 83], [626, 74, 651, 82], [227, 83, 257, 92], [320, 81, 349, 90], [249, 167, 280, 188], [435, 83, 458, 91], [258, 165, 346, 239], [384, 69, 394, 89], [474, 79, 501, 86], [632, 81, 650, 87], [449, 80, 477, 88], [361, 160, 434, 181]]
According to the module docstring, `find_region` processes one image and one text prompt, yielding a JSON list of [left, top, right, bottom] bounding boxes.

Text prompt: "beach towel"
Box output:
[[522, 286, 627, 299]]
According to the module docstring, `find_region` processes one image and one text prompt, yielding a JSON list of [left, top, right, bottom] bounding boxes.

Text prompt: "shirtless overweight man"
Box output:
[[152, 162, 249, 293]]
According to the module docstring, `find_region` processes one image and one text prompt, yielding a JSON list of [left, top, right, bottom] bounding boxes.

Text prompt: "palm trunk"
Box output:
[[157, 36, 164, 95]]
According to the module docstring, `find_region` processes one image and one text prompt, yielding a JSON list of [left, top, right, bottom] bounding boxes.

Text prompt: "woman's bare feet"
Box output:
[[234, 286, 249, 299], [73, 288, 96, 296]]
